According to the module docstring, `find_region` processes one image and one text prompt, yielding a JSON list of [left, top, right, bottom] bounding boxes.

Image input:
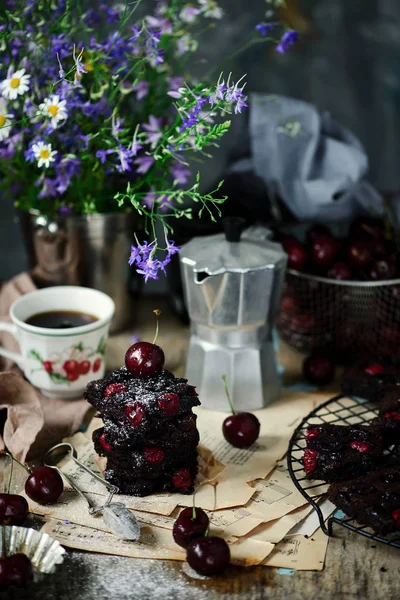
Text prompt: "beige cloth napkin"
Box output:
[[0, 273, 92, 461]]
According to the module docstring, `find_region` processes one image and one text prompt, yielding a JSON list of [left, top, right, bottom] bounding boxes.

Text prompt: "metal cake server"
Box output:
[[43, 442, 140, 541]]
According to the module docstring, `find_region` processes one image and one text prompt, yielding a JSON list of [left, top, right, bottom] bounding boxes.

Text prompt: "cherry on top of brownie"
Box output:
[[328, 466, 400, 536], [85, 366, 200, 422], [340, 356, 400, 401], [303, 423, 384, 482]]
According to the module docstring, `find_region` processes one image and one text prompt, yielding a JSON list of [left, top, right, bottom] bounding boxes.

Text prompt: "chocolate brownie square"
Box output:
[[340, 358, 400, 401], [87, 361, 201, 496], [378, 389, 400, 415], [85, 367, 200, 424], [94, 412, 200, 450], [105, 461, 198, 496], [328, 467, 400, 536], [303, 423, 384, 482]]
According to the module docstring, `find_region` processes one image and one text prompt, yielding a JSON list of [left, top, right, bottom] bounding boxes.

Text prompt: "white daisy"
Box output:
[[37, 94, 68, 128], [0, 99, 13, 142], [32, 141, 57, 169], [1, 68, 31, 100], [198, 0, 223, 19]]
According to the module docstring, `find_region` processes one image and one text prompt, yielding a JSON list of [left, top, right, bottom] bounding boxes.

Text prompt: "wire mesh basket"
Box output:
[[277, 270, 400, 362], [287, 394, 400, 548]]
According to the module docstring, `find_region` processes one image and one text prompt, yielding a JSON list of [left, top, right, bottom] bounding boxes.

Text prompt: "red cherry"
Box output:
[[290, 313, 316, 333], [392, 508, 400, 529], [303, 448, 318, 473], [282, 239, 307, 270], [369, 258, 396, 281], [125, 342, 165, 377], [186, 536, 230, 576], [67, 371, 80, 382], [79, 360, 91, 375], [222, 412, 260, 448], [157, 393, 180, 416], [124, 402, 145, 426], [364, 363, 385, 376], [311, 235, 338, 268], [0, 553, 33, 588], [43, 361, 53, 373], [172, 468, 192, 490], [306, 428, 320, 439], [384, 411, 400, 421], [93, 358, 102, 373], [328, 262, 352, 281], [63, 359, 79, 375], [306, 224, 331, 244], [0, 493, 29, 526], [349, 441, 373, 453], [99, 433, 112, 452], [173, 507, 210, 549], [25, 466, 63, 505], [280, 295, 299, 314], [104, 383, 128, 397], [144, 448, 165, 464], [303, 356, 335, 386], [347, 241, 372, 269]]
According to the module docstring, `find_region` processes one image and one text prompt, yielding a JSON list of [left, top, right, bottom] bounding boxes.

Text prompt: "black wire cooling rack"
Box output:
[[287, 394, 400, 549]]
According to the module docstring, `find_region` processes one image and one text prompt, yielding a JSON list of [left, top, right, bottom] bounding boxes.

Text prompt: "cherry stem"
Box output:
[[192, 494, 197, 520], [221, 375, 235, 415], [152, 309, 161, 345], [6, 454, 13, 496], [1, 526, 6, 559], [3, 451, 30, 475]]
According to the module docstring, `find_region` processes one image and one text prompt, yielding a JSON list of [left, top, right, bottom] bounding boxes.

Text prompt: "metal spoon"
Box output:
[[43, 442, 140, 540]]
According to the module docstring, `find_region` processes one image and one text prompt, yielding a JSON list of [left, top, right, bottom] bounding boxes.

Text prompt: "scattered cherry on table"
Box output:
[[0, 553, 33, 588], [0, 493, 29, 526], [303, 355, 335, 386], [25, 466, 63, 505], [173, 506, 210, 549], [221, 375, 260, 448], [186, 536, 231, 576]]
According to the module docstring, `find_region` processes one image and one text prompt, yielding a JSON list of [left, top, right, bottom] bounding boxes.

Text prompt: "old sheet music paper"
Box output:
[[33, 390, 333, 570]]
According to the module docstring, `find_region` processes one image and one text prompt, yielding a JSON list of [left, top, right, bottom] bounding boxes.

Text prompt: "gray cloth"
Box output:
[[229, 93, 383, 223]]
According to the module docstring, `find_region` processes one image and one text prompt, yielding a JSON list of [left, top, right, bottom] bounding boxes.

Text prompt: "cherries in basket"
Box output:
[[279, 218, 399, 281]]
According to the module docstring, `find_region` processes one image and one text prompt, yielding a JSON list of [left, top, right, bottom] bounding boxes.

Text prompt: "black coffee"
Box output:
[[25, 310, 98, 329]]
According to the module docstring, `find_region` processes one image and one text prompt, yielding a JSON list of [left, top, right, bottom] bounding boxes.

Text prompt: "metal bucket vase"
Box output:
[[19, 211, 138, 333]]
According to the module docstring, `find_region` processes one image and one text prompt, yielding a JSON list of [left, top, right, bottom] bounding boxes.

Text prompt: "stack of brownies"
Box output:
[[302, 357, 400, 535], [86, 367, 201, 496]]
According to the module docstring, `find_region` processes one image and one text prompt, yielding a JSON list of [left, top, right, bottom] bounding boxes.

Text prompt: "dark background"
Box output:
[[1, 0, 400, 288]]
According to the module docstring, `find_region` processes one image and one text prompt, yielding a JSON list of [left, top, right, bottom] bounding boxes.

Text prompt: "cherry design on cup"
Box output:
[[28, 334, 106, 385]]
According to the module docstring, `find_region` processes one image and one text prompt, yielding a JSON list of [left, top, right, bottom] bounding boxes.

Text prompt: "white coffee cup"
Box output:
[[0, 286, 115, 398]]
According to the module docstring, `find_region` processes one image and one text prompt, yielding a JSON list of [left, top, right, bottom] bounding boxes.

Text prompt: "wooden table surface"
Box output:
[[29, 297, 400, 600]]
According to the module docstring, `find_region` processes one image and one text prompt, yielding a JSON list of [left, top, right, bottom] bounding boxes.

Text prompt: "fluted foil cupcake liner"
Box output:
[[0, 526, 66, 575]]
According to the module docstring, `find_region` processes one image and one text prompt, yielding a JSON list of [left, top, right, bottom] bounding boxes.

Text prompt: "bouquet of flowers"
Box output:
[[0, 0, 298, 280]]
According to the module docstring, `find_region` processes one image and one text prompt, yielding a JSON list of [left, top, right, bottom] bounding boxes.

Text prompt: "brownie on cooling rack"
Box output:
[[328, 467, 400, 536], [340, 357, 400, 401], [366, 389, 400, 448], [303, 423, 384, 482]]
